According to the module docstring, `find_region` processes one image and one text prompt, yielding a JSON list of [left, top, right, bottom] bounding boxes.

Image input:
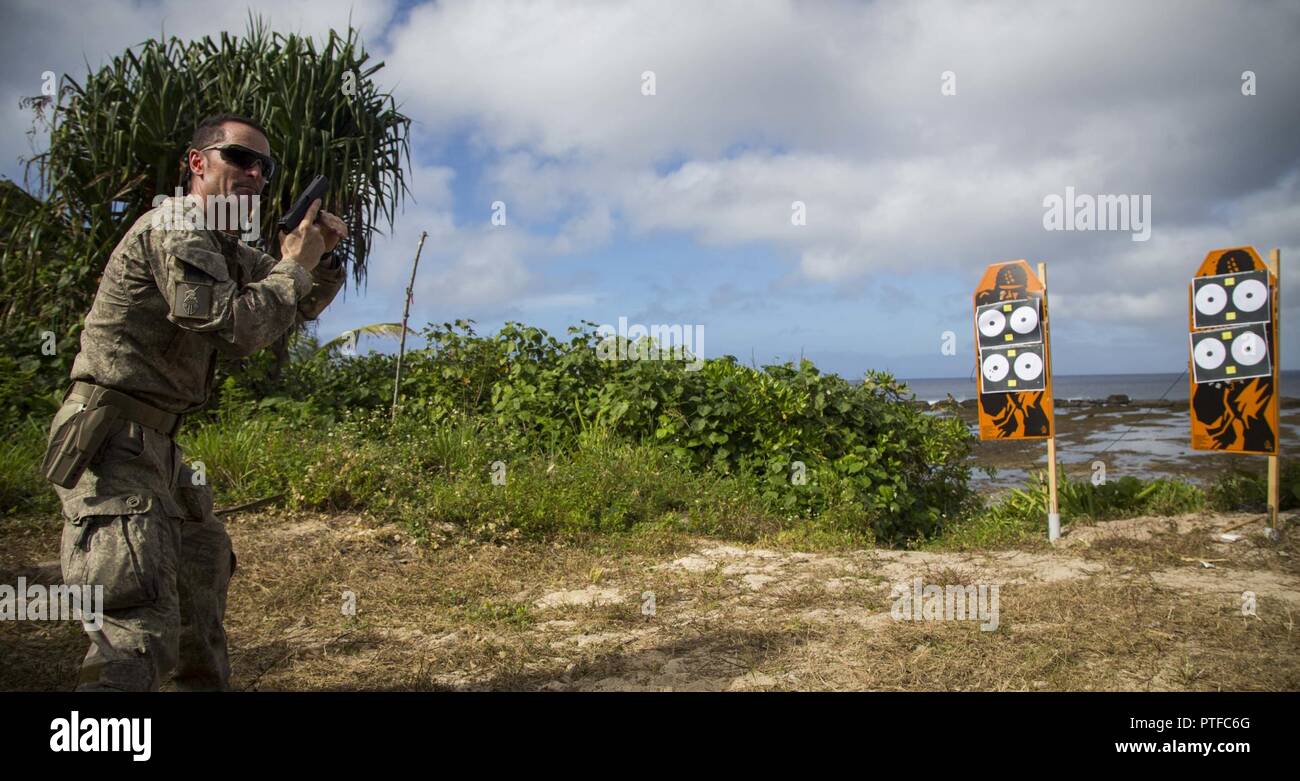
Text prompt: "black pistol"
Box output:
[[277, 175, 330, 233]]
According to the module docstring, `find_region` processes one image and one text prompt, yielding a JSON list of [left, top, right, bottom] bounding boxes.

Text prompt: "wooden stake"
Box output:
[[1268, 248, 1281, 529], [391, 231, 428, 422], [1038, 261, 1060, 541]]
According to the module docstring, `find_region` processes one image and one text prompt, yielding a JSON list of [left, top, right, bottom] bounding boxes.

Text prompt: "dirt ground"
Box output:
[[2, 507, 1298, 691]]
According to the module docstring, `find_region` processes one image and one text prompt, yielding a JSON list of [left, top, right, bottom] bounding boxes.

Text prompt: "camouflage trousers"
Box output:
[[47, 401, 234, 691]]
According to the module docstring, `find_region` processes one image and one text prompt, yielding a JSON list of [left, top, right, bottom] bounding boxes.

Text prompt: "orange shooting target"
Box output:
[[1189, 246, 1279, 454], [973, 260, 1054, 440]]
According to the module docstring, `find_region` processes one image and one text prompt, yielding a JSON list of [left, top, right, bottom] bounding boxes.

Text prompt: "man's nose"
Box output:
[[248, 163, 267, 187]]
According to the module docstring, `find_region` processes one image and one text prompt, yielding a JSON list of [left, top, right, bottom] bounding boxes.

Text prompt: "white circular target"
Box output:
[[1014, 351, 1044, 381], [1009, 305, 1039, 335], [1230, 332, 1266, 366], [982, 354, 1010, 383], [1193, 337, 1226, 370], [978, 309, 1006, 338], [1232, 279, 1267, 313], [1194, 283, 1227, 316]]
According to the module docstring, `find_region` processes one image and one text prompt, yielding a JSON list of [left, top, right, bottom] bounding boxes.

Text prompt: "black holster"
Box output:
[[43, 404, 121, 489]]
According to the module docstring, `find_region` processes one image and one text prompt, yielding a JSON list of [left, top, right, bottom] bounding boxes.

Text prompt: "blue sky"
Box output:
[[3, 0, 1298, 379]]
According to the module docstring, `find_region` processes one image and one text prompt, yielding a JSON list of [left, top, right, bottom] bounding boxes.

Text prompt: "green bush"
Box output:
[[0, 349, 69, 435], [1208, 460, 1299, 512], [216, 320, 975, 544], [4, 319, 977, 546], [172, 397, 891, 545]]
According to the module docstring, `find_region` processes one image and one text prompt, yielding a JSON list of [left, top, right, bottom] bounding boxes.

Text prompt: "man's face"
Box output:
[[187, 122, 272, 199]]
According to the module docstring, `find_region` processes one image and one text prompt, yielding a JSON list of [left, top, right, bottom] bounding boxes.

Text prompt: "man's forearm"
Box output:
[[296, 256, 347, 321]]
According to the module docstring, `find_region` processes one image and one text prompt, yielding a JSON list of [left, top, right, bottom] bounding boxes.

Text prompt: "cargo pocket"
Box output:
[[61, 493, 162, 611]]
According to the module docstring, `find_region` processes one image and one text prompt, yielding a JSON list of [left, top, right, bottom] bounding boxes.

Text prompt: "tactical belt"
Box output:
[[65, 381, 182, 438]]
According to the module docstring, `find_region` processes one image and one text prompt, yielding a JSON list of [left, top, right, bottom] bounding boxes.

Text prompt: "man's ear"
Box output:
[[187, 148, 205, 188]]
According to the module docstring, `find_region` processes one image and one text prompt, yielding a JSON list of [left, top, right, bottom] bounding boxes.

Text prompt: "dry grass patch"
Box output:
[[3, 507, 1297, 692]]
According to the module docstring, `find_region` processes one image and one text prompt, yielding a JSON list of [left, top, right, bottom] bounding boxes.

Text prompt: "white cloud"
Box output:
[[6, 0, 1299, 371], [378, 0, 1299, 312]]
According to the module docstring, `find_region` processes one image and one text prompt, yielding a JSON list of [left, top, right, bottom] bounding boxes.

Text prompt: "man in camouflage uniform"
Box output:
[[45, 114, 347, 691]]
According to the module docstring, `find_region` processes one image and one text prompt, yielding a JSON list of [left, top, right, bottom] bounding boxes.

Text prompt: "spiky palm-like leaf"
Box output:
[[1, 16, 411, 336], [316, 322, 411, 356]]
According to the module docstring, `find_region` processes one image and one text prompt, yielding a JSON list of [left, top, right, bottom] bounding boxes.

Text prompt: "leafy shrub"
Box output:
[[1208, 460, 1299, 512], [5, 318, 978, 546], [0, 348, 71, 434], [219, 320, 977, 544]]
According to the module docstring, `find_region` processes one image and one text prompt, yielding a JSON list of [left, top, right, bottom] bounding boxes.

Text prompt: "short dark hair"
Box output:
[[180, 113, 269, 190], [189, 113, 268, 149]]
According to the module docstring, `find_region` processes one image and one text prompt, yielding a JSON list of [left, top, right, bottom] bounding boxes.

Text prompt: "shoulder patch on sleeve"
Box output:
[[173, 279, 213, 319]]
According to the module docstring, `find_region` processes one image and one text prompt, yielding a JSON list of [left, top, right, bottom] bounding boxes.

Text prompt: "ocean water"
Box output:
[[897, 371, 1300, 403]]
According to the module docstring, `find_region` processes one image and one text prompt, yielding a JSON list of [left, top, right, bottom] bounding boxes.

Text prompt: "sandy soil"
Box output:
[[2, 506, 1297, 691]]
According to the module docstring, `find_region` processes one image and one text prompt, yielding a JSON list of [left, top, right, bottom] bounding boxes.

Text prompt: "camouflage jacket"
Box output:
[[68, 196, 346, 414]]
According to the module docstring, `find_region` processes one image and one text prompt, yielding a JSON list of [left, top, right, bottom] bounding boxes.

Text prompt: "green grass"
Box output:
[[929, 470, 1209, 551], [167, 408, 795, 542], [462, 599, 534, 629], [1207, 460, 1300, 513], [181, 412, 1248, 550], [0, 419, 59, 518], [4, 404, 1287, 554], [172, 405, 895, 545]]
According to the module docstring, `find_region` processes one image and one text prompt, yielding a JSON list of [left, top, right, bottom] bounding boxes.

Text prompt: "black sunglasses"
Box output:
[[197, 143, 277, 182]]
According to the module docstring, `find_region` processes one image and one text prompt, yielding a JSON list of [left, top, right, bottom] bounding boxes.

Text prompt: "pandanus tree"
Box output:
[[0, 18, 412, 425]]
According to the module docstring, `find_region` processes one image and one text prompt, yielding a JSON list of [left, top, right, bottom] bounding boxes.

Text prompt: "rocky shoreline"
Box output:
[[933, 399, 1300, 494], [912, 395, 1300, 411]]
